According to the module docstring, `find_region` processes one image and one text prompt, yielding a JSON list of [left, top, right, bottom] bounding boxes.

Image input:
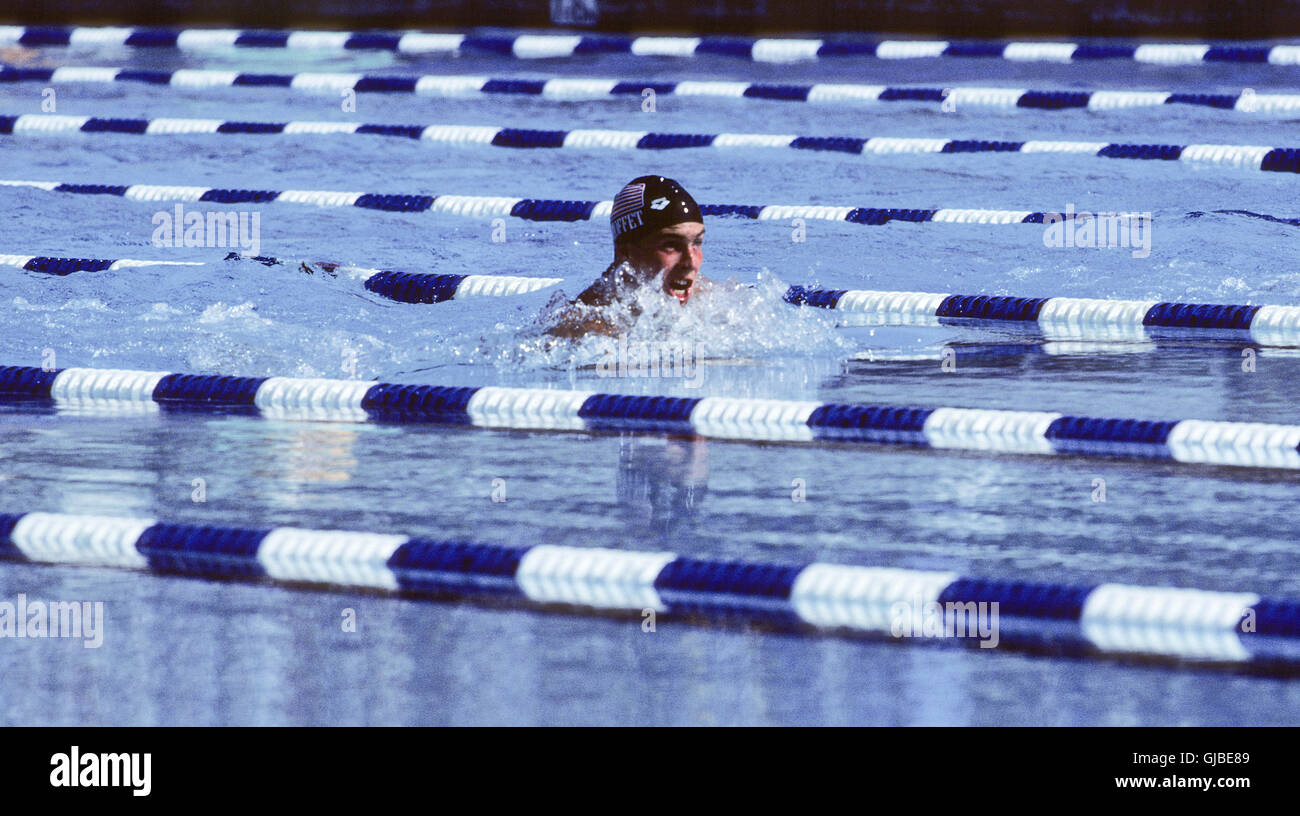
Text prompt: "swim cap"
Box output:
[[609, 175, 703, 244]]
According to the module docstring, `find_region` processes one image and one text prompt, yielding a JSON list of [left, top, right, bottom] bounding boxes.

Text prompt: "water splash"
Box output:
[[472, 267, 852, 373]]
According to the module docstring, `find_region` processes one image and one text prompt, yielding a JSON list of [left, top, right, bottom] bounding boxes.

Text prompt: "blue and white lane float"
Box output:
[[3, 252, 562, 301], [6, 64, 1300, 114], [222, 257, 1300, 348], [0, 253, 202, 274], [785, 286, 1300, 347], [5, 365, 1300, 470], [0, 178, 1074, 227], [6, 114, 1296, 174], [15, 254, 1300, 347], [7, 25, 1300, 67], [2, 510, 1298, 668]]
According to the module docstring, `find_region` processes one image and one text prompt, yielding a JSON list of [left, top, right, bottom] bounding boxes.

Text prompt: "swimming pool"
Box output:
[[3, 28, 1300, 725]]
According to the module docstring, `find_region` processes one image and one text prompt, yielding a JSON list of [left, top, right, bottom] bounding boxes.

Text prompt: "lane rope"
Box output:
[[0, 178, 1140, 227], [0, 254, 202, 274], [5, 64, 1298, 113], [5, 113, 1295, 174], [0, 509, 1295, 667], [785, 286, 1300, 346], [3, 251, 563, 301], [4, 364, 1300, 469], [14, 254, 1300, 347]]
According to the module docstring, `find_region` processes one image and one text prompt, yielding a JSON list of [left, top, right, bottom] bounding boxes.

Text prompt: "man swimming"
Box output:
[[544, 175, 710, 337]]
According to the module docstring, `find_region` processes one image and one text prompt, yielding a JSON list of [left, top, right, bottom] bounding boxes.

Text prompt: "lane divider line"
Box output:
[[5, 64, 1298, 113], [4, 114, 1294, 173], [4, 365, 1300, 469], [0, 178, 1134, 228], [12, 255, 1300, 347], [0, 510, 1295, 667], [785, 286, 1300, 347]]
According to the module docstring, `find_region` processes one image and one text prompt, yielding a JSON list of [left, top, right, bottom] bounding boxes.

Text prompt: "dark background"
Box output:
[[2, 0, 1298, 39]]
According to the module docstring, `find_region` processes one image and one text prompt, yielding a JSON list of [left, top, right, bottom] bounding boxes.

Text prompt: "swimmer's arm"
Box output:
[[544, 294, 624, 337], [537, 283, 623, 337], [544, 312, 622, 338]]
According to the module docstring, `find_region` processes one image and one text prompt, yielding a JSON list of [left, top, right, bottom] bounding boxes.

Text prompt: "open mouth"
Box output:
[[664, 273, 694, 303]]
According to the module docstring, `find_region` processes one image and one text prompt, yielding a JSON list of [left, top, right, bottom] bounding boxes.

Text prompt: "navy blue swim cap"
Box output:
[[610, 176, 703, 244]]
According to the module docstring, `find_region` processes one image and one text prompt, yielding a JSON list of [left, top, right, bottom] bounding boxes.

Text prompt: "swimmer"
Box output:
[[544, 175, 710, 337]]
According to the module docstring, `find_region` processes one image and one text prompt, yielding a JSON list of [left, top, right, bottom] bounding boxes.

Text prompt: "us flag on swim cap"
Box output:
[[610, 182, 646, 238]]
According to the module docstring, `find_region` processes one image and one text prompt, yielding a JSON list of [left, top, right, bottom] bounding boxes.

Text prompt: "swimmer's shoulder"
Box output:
[[572, 260, 635, 307], [574, 277, 615, 307]]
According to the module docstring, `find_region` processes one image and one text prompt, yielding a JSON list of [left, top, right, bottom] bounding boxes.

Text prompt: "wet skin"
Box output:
[[621, 222, 707, 305], [547, 222, 710, 337]]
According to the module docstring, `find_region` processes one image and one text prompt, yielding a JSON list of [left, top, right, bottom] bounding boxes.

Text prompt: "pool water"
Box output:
[[3, 33, 1300, 724]]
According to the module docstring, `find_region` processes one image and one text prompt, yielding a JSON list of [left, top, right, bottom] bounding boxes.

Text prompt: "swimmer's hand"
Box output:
[[299, 260, 340, 278]]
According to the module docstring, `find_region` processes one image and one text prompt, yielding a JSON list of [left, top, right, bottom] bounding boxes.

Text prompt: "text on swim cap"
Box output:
[[612, 211, 644, 236]]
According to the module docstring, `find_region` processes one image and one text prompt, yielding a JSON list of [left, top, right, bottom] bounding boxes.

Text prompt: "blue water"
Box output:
[[3, 37, 1300, 724]]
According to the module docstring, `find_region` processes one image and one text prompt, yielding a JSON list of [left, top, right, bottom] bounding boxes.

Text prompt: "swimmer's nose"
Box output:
[[675, 246, 701, 279]]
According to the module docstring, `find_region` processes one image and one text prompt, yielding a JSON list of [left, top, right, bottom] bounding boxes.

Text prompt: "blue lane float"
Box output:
[[5, 114, 1294, 174], [15, 254, 1300, 346], [3, 365, 1300, 470], [6, 26, 1300, 67], [6, 64, 1299, 115], [784, 286, 1300, 347], [4, 251, 563, 302], [0, 178, 1133, 228], [1, 509, 1297, 670], [0, 253, 202, 275], [358, 270, 563, 302], [229, 257, 1300, 347]]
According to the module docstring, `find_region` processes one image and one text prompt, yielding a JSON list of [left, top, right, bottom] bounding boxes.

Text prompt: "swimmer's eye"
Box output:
[[658, 237, 703, 251]]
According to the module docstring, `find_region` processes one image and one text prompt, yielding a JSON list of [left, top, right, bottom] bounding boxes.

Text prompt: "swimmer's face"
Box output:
[[623, 223, 704, 305]]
